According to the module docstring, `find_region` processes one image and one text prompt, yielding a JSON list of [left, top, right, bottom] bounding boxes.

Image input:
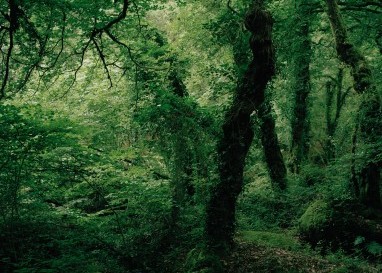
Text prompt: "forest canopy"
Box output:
[[0, 0, 381, 272]]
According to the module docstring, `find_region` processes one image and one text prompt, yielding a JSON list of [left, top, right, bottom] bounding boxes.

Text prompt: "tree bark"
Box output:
[[324, 68, 349, 163], [258, 100, 287, 190], [324, 0, 381, 208], [0, 0, 19, 100], [290, 0, 314, 174], [206, 3, 275, 250], [167, 69, 195, 226], [231, 10, 286, 191]]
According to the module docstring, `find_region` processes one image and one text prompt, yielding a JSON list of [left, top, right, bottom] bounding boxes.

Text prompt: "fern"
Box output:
[[366, 241, 382, 257]]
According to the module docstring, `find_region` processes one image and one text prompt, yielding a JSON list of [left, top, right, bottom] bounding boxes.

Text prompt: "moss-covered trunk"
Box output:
[[205, 3, 275, 249], [232, 6, 286, 191], [324, 68, 348, 163], [290, 0, 313, 173], [258, 101, 287, 190], [324, 0, 381, 208], [168, 70, 195, 225]]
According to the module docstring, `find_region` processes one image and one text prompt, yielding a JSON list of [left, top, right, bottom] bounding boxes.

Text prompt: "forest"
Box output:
[[0, 0, 381, 272]]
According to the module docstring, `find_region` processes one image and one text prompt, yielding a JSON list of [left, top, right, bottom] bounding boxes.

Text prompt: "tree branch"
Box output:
[[91, 0, 129, 38], [92, 37, 113, 88], [104, 29, 140, 67]]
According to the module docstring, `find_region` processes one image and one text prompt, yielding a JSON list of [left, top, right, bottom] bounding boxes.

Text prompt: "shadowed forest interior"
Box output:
[[0, 0, 381, 272]]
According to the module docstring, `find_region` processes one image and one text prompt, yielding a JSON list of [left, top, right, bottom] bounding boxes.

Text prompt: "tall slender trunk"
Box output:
[[167, 69, 195, 225], [258, 100, 287, 190], [290, 1, 313, 173], [324, 0, 381, 208], [205, 3, 275, 250], [324, 68, 349, 163]]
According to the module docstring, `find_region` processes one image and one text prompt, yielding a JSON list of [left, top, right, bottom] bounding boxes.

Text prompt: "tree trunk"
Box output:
[[290, 0, 313, 174], [358, 96, 382, 208], [324, 0, 381, 208], [168, 69, 195, 225], [205, 3, 275, 250], [258, 100, 287, 190], [324, 68, 349, 163], [231, 12, 286, 191]]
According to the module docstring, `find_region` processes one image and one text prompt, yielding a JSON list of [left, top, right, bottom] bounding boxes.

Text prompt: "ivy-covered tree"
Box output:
[[324, 0, 381, 208], [1, 0, 382, 272], [206, 0, 276, 251], [207, 2, 286, 191]]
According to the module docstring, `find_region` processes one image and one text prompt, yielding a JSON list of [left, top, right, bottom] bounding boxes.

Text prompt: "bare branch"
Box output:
[[49, 11, 66, 68], [64, 39, 92, 94], [91, 0, 129, 38], [73, 0, 130, 88], [131, 1, 143, 34], [92, 37, 113, 88], [105, 29, 170, 72], [104, 29, 140, 67]]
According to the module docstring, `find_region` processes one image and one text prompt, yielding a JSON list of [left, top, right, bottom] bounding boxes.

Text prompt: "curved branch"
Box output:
[[92, 37, 112, 88], [48, 11, 66, 69], [104, 29, 140, 67], [91, 0, 129, 38]]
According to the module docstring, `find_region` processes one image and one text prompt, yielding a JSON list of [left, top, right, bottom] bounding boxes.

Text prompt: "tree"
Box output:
[[257, 97, 287, 190], [324, 0, 381, 208], [209, 2, 286, 191], [205, 1, 276, 250], [0, 0, 133, 100], [289, 0, 315, 173], [324, 67, 350, 163]]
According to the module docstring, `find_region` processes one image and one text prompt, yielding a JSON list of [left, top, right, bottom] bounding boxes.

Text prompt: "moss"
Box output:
[[239, 230, 302, 251], [298, 199, 382, 258], [299, 199, 331, 233]]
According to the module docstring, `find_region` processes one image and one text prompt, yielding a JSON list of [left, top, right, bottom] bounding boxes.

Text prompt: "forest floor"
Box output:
[[223, 230, 381, 273]]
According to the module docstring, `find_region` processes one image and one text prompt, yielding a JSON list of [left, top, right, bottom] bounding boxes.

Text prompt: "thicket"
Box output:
[[0, 0, 381, 272]]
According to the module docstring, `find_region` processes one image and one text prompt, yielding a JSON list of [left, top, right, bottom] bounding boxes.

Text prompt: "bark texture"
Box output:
[[206, 4, 275, 249], [231, 9, 286, 191], [290, 0, 314, 173], [325, 0, 373, 93], [258, 101, 287, 190], [325, 68, 349, 163], [325, 0, 381, 208]]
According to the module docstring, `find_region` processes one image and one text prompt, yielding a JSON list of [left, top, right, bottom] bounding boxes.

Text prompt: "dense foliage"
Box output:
[[0, 0, 381, 272]]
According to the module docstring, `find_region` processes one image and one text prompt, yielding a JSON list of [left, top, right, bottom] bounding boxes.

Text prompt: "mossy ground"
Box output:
[[221, 230, 382, 273]]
